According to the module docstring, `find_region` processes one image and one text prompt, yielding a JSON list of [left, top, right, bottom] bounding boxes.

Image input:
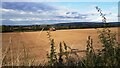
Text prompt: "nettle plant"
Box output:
[[95, 6, 120, 66], [46, 31, 57, 66]]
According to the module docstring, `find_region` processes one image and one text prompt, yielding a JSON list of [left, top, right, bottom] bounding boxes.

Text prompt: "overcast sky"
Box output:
[[1, 2, 118, 25]]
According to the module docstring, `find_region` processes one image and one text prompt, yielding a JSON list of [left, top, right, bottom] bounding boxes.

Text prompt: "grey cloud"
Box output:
[[56, 11, 88, 19], [2, 2, 57, 12]]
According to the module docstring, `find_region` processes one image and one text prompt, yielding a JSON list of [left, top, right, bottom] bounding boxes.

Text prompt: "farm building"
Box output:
[[49, 27, 56, 31]]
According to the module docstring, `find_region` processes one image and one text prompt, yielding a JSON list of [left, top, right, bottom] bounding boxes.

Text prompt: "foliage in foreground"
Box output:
[[45, 28, 120, 67]]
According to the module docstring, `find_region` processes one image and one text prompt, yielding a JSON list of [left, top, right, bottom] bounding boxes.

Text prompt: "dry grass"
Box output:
[[0, 33, 2, 67], [2, 27, 119, 65]]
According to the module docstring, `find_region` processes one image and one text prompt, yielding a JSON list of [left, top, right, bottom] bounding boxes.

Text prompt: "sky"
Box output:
[[2, 0, 120, 2], [1, 2, 119, 25]]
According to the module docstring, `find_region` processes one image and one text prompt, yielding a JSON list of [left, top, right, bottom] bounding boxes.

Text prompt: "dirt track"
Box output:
[[2, 27, 119, 63]]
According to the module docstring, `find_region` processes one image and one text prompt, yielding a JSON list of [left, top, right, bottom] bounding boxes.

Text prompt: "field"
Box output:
[[2, 27, 120, 65]]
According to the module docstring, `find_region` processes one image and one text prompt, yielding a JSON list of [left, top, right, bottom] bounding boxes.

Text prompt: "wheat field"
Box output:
[[2, 27, 119, 64]]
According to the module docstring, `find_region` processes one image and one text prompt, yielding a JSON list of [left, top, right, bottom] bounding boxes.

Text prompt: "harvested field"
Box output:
[[2, 27, 120, 64]]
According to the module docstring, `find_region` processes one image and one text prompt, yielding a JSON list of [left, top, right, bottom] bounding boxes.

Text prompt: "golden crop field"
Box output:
[[2, 27, 120, 64]]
